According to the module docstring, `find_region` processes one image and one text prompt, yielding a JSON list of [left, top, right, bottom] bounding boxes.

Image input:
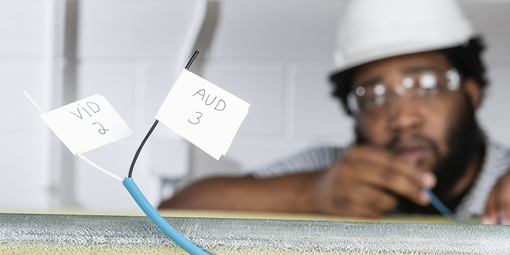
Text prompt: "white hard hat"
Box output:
[[333, 0, 475, 73]]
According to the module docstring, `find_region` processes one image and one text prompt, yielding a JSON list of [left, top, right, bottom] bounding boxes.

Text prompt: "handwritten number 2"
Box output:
[[92, 122, 109, 134], [188, 111, 202, 125]]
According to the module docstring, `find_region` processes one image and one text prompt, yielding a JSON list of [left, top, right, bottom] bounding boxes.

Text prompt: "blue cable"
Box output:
[[424, 188, 474, 224], [123, 177, 210, 255]]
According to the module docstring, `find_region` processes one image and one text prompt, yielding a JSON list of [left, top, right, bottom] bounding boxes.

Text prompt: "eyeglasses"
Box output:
[[347, 68, 461, 115]]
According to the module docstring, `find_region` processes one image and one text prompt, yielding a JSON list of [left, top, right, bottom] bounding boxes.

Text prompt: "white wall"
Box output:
[[0, 0, 54, 210], [1, 0, 510, 213]]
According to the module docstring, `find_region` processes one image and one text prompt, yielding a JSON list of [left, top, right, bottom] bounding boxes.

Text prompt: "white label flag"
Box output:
[[41, 94, 134, 155], [155, 69, 250, 160]]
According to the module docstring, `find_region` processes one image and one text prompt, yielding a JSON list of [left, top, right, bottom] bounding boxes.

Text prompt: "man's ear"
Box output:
[[463, 78, 482, 109]]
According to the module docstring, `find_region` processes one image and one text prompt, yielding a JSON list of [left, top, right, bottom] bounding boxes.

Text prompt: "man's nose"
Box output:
[[387, 95, 423, 134]]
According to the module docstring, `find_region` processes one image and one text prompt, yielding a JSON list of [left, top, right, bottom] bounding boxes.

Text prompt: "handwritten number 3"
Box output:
[[188, 111, 203, 125]]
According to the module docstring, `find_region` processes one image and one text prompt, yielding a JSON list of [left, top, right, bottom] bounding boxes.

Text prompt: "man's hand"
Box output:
[[482, 169, 510, 224], [309, 145, 436, 218]]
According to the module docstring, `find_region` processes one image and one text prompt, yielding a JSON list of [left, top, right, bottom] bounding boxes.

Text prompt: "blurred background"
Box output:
[[1, 0, 510, 213]]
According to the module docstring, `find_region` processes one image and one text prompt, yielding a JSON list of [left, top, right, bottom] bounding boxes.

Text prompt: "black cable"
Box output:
[[185, 51, 199, 70], [128, 51, 199, 178], [128, 120, 159, 178]]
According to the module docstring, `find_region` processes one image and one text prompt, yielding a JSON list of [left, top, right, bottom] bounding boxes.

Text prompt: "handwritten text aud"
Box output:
[[188, 89, 226, 125]]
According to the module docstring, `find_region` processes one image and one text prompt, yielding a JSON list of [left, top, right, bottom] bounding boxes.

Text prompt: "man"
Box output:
[[159, 0, 510, 224]]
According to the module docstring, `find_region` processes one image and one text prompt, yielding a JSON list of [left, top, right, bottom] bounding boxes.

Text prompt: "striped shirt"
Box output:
[[251, 140, 510, 217]]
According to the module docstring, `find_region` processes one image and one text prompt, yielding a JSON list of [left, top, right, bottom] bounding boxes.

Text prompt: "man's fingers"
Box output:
[[497, 177, 510, 225], [339, 185, 398, 212], [354, 164, 430, 206], [481, 187, 499, 224], [323, 145, 438, 218], [482, 173, 510, 225], [348, 146, 434, 188], [331, 199, 383, 218]]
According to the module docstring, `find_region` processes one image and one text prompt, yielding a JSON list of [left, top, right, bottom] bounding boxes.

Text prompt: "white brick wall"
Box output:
[[73, 0, 204, 211], [0, 0, 52, 210], [0, 1, 45, 56], [2, 0, 510, 212], [463, 3, 510, 143]]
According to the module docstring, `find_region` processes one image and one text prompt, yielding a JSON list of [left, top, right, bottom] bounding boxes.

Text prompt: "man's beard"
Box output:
[[355, 94, 483, 213]]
